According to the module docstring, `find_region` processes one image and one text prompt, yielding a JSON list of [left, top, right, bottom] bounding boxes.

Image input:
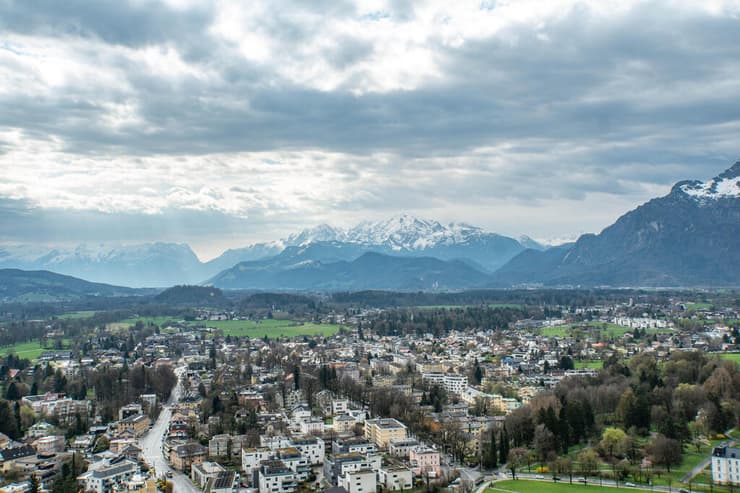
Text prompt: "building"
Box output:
[[422, 373, 467, 396], [324, 454, 381, 486], [388, 438, 419, 458], [409, 448, 441, 478], [290, 435, 325, 465], [258, 460, 297, 493], [77, 457, 139, 493], [34, 435, 65, 455], [118, 414, 151, 438], [22, 393, 90, 422], [378, 465, 414, 491], [209, 434, 247, 458], [191, 461, 226, 489], [712, 446, 740, 486], [332, 437, 377, 456], [339, 469, 376, 493], [333, 414, 357, 434], [242, 447, 273, 475], [170, 442, 207, 472], [364, 418, 407, 448]]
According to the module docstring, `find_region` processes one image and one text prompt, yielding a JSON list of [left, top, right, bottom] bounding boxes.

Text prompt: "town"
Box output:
[[0, 289, 738, 493]]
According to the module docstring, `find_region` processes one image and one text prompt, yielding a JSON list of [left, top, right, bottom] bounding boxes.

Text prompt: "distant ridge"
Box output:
[[0, 268, 145, 302], [492, 160, 740, 287]]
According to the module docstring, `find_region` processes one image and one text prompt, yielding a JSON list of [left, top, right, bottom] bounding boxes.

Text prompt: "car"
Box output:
[[624, 482, 636, 487], [679, 490, 689, 493], [552, 476, 561, 481], [535, 475, 544, 479], [166, 471, 173, 478]]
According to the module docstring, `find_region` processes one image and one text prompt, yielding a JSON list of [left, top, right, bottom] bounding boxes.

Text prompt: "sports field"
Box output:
[[490, 480, 642, 493]]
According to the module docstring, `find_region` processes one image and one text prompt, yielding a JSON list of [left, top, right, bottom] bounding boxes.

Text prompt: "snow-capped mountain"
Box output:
[[0, 242, 204, 287], [678, 161, 740, 201], [494, 160, 740, 287]]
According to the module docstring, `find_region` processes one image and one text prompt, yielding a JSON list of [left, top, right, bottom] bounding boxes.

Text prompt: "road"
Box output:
[[139, 367, 199, 493]]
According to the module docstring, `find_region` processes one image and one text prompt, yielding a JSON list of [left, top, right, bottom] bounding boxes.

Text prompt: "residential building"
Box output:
[[77, 457, 139, 493], [378, 465, 413, 491], [258, 460, 297, 493], [713, 446, 740, 486], [339, 469, 376, 493], [409, 448, 441, 478], [364, 418, 407, 448]]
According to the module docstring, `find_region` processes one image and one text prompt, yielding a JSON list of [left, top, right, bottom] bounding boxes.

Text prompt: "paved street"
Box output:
[[139, 367, 199, 493]]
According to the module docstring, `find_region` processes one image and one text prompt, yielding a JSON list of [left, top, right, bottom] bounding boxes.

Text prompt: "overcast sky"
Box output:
[[1, 0, 739, 260]]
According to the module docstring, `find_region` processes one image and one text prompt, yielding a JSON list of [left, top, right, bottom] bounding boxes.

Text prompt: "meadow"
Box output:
[[0, 338, 72, 361], [108, 316, 341, 339]]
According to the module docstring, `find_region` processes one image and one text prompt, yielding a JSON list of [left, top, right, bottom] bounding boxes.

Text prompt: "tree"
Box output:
[[28, 474, 40, 493], [649, 435, 682, 473], [600, 427, 629, 458], [533, 424, 556, 462], [577, 448, 600, 479], [5, 382, 20, 401], [507, 448, 528, 479], [481, 429, 498, 469]]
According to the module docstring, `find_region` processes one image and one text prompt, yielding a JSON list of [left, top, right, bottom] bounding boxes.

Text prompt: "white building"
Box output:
[[77, 457, 139, 493], [378, 465, 413, 491], [713, 446, 740, 486], [340, 469, 376, 493], [421, 373, 467, 395], [258, 460, 297, 493], [242, 448, 273, 474]]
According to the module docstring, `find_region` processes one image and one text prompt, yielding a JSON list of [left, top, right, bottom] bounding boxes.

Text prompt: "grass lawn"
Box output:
[[0, 338, 71, 361], [57, 310, 97, 319], [719, 353, 740, 364], [575, 360, 603, 369], [541, 326, 570, 337], [490, 480, 642, 493], [212, 320, 342, 339]]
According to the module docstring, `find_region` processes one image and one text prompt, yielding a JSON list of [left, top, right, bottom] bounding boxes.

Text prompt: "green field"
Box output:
[[575, 360, 603, 369], [57, 310, 97, 319], [108, 316, 341, 339], [490, 480, 643, 493], [540, 322, 673, 339], [719, 353, 740, 363], [207, 320, 341, 339], [0, 339, 71, 360]]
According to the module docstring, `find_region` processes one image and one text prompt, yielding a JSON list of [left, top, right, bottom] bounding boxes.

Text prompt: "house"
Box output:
[[712, 446, 740, 486], [290, 435, 325, 465], [258, 460, 297, 493], [332, 437, 377, 456], [378, 465, 414, 491], [333, 414, 357, 434], [388, 438, 419, 458], [118, 414, 151, 438], [409, 448, 441, 478], [324, 454, 381, 486], [170, 442, 207, 472], [339, 468, 376, 493], [191, 461, 226, 489], [242, 447, 273, 476], [77, 457, 140, 493], [34, 435, 65, 455], [364, 418, 407, 448], [0, 445, 37, 474]]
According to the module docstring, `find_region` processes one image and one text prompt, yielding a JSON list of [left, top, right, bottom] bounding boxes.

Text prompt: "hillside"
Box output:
[[493, 161, 740, 287]]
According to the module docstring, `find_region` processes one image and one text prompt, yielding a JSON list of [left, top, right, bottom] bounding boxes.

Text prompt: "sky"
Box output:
[[1, 0, 740, 260]]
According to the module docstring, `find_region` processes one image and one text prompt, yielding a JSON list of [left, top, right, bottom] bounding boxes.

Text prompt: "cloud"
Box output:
[[0, 0, 739, 249]]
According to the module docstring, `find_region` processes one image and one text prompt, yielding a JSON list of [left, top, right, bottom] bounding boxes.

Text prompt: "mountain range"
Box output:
[[1, 161, 738, 291], [0, 214, 540, 287]]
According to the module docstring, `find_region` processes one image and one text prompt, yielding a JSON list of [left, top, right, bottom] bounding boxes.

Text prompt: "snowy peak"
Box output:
[[285, 214, 490, 251], [285, 224, 343, 245], [678, 160, 740, 201]]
